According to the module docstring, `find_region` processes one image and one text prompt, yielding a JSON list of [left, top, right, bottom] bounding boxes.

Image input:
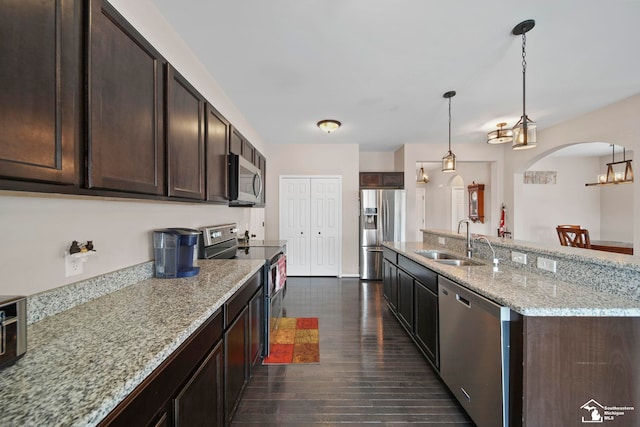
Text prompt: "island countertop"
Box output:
[[0, 258, 264, 427], [384, 241, 640, 317]]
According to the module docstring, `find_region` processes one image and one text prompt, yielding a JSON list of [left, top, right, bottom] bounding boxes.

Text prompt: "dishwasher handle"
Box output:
[[456, 294, 471, 308]]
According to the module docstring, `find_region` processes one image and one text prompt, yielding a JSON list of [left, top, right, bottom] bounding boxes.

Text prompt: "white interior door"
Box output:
[[310, 178, 341, 276], [279, 178, 311, 275]]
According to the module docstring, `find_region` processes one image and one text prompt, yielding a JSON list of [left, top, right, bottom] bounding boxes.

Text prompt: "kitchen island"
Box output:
[[383, 232, 640, 427], [0, 258, 264, 427]]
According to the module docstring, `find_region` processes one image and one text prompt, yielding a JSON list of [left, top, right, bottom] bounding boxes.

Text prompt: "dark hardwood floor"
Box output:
[[232, 277, 474, 426]]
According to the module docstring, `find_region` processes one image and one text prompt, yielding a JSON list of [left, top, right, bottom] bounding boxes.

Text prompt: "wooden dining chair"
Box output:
[[556, 225, 591, 248]]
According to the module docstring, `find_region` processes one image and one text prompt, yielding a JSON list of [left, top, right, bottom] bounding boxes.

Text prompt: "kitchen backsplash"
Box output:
[[27, 262, 154, 325]]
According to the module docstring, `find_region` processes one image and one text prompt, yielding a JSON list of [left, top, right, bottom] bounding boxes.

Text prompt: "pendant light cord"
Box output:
[[448, 96, 452, 152], [521, 31, 527, 130]]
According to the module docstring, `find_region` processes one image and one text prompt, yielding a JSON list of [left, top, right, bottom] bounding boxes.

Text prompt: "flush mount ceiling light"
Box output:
[[512, 19, 537, 150], [585, 144, 634, 186], [442, 91, 457, 173], [417, 163, 430, 183], [317, 119, 341, 133], [487, 122, 514, 144]]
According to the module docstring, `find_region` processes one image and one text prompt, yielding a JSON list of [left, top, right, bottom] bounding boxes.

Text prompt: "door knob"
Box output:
[[318, 232, 321, 235]]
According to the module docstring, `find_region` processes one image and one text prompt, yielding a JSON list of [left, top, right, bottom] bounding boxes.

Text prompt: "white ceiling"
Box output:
[[149, 0, 640, 152]]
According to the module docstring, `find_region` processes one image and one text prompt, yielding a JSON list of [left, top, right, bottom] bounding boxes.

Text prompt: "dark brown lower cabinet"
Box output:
[[249, 286, 264, 371], [225, 306, 248, 423], [414, 279, 439, 368], [174, 340, 224, 427], [100, 270, 264, 427], [397, 269, 414, 331], [382, 258, 398, 311]]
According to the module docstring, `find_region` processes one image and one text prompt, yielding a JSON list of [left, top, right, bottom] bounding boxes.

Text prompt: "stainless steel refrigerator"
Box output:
[[360, 189, 406, 280]]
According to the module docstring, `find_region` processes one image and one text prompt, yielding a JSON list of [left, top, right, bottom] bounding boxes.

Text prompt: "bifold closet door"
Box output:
[[279, 177, 341, 276]]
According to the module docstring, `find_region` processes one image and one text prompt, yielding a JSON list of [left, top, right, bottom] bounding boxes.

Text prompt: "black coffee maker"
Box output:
[[153, 228, 200, 278]]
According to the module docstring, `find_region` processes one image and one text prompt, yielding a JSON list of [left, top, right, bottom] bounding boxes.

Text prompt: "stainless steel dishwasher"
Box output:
[[438, 276, 512, 427]]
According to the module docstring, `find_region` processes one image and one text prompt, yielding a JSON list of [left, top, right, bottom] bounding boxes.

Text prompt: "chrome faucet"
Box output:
[[457, 219, 472, 258], [474, 235, 499, 271]]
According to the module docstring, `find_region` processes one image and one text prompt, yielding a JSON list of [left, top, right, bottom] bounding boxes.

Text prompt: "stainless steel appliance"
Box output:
[[360, 189, 406, 279], [439, 276, 511, 427], [228, 154, 263, 206], [152, 228, 200, 278], [0, 296, 27, 369], [197, 223, 286, 357]]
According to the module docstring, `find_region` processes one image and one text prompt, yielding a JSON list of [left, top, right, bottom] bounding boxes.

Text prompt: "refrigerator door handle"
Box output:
[[385, 199, 390, 240]]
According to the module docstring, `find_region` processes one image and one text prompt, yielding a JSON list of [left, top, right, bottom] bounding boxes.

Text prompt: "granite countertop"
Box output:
[[384, 241, 640, 317], [0, 258, 264, 427]]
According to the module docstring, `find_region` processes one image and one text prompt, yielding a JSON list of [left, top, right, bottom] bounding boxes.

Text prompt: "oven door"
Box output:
[[263, 253, 285, 357]]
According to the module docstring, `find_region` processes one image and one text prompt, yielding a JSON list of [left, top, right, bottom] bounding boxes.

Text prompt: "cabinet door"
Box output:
[[414, 280, 439, 368], [359, 172, 382, 188], [173, 340, 224, 427], [229, 127, 242, 156], [225, 306, 248, 423], [397, 269, 414, 331], [242, 140, 255, 165], [0, 0, 80, 185], [166, 65, 205, 200], [87, 0, 165, 195], [382, 172, 404, 189], [249, 287, 264, 371], [205, 104, 229, 203], [382, 259, 392, 302]]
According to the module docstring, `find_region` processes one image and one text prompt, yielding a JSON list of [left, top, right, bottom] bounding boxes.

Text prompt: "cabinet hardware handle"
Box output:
[[456, 294, 471, 308], [460, 387, 471, 402]]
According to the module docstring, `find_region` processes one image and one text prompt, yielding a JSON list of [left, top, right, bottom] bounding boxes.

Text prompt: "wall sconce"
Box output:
[[417, 163, 430, 183], [317, 119, 341, 133], [487, 122, 513, 144]]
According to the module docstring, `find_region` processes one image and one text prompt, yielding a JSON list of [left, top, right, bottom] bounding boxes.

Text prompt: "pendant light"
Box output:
[[512, 19, 537, 150], [442, 91, 457, 172], [585, 144, 634, 186]]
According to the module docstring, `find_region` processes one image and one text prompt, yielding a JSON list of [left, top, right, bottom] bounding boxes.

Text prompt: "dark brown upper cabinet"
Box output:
[[166, 64, 205, 200], [230, 127, 255, 164], [87, 0, 165, 195], [205, 104, 230, 203], [0, 0, 81, 185], [359, 172, 404, 189]]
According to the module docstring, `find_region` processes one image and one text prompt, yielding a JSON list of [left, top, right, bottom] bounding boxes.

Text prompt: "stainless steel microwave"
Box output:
[[229, 154, 262, 206]]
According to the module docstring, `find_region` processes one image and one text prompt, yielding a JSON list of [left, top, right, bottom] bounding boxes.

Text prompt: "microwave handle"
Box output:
[[253, 173, 263, 200]]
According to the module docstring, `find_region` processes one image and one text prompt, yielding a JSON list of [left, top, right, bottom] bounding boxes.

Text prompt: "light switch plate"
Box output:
[[537, 257, 557, 273], [511, 251, 527, 264], [438, 237, 446, 245]]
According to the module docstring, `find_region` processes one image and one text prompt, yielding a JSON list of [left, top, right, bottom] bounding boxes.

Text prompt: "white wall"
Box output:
[[504, 93, 640, 250], [515, 157, 602, 244], [359, 152, 396, 172], [0, 0, 263, 296], [264, 144, 360, 276]]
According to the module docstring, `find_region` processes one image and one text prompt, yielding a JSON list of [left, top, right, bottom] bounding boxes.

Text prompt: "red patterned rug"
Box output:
[[263, 317, 320, 364]]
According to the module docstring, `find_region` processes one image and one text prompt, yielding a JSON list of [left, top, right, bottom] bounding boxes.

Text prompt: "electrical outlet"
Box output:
[[537, 257, 557, 273], [511, 251, 527, 264], [438, 237, 446, 245], [65, 254, 83, 277]]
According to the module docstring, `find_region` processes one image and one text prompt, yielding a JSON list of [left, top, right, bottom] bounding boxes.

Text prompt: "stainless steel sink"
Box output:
[[415, 250, 460, 260], [435, 258, 484, 267]]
